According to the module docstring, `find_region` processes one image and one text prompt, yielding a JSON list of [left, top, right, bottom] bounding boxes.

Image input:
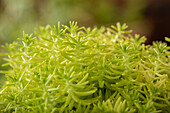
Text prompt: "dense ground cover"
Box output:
[[0, 22, 169, 113]]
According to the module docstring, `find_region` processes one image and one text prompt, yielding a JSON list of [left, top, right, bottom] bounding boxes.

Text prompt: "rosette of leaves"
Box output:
[[0, 22, 170, 113]]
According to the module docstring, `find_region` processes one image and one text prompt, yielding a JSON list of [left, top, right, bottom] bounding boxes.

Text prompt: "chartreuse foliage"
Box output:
[[0, 22, 170, 113]]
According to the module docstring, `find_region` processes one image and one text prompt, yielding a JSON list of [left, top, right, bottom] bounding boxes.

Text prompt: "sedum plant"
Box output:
[[0, 22, 170, 113]]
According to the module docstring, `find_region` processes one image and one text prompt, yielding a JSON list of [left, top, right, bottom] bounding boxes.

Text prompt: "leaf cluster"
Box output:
[[0, 22, 170, 113]]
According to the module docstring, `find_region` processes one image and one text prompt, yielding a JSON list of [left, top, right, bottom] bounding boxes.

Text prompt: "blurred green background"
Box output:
[[1, 0, 170, 87]]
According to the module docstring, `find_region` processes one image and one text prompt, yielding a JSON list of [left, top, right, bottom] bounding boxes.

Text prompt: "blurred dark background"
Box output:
[[0, 0, 170, 86]]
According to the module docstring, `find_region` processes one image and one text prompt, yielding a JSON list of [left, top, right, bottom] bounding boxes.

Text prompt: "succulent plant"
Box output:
[[0, 22, 170, 113]]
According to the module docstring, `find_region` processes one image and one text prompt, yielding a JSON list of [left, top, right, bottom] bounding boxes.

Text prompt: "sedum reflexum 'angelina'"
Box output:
[[0, 22, 170, 113]]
